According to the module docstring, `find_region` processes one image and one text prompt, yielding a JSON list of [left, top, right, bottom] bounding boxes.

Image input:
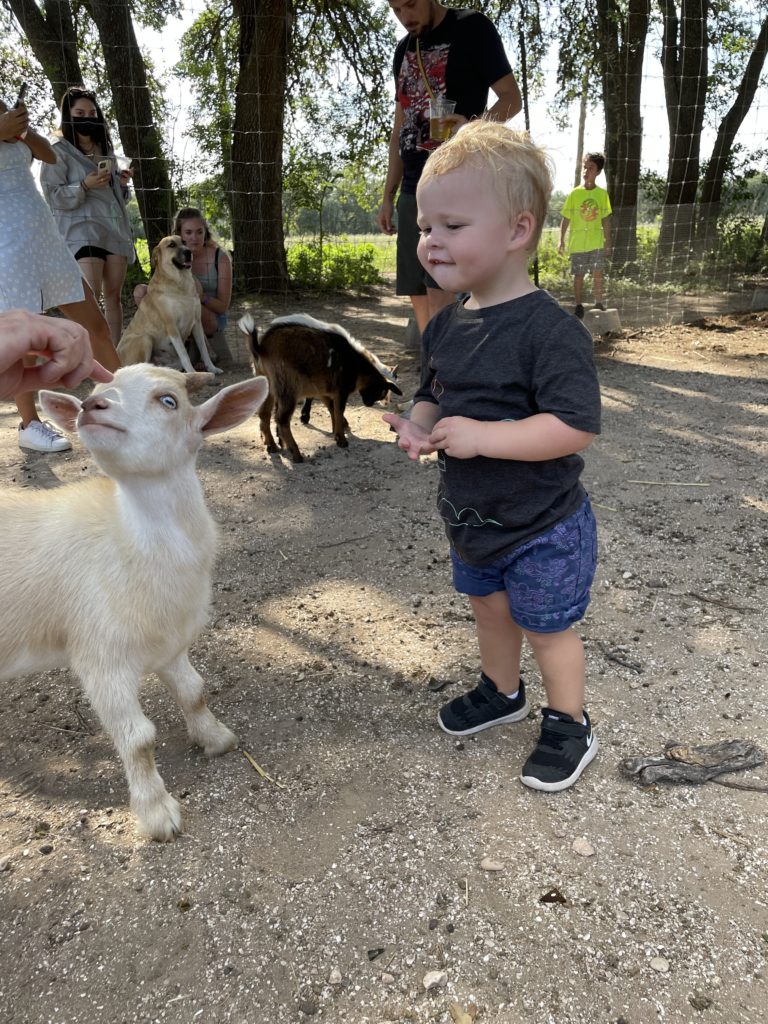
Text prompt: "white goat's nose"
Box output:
[[81, 394, 111, 412]]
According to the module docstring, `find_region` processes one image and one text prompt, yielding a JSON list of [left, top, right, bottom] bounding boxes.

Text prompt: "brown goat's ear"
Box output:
[[184, 372, 215, 395]]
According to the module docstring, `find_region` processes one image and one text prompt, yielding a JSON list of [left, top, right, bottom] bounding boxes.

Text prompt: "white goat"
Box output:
[[0, 365, 269, 841]]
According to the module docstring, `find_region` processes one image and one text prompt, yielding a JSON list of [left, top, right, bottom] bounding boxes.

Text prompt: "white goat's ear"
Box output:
[[38, 390, 82, 434], [184, 372, 215, 395], [197, 376, 269, 437]]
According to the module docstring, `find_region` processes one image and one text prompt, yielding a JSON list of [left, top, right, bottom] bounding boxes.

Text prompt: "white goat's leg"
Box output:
[[80, 669, 182, 841], [157, 653, 238, 755]]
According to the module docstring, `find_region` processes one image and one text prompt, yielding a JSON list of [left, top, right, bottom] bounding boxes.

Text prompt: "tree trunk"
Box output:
[[230, 0, 291, 293], [86, 0, 175, 250], [574, 76, 588, 189], [658, 0, 708, 256], [6, 0, 84, 100], [698, 15, 768, 247], [596, 0, 650, 267]]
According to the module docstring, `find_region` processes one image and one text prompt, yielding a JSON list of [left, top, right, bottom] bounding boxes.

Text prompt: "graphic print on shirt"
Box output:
[[397, 45, 449, 153], [579, 197, 600, 223], [429, 361, 503, 529]]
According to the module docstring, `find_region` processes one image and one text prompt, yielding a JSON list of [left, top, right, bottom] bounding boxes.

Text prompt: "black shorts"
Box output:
[[74, 246, 111, 261], [395, 192, 439, 296]]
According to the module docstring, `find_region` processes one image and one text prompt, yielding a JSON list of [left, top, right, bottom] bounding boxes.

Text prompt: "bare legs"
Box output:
[[410, 285, 456, 335], [78, 254, 127, 343], [469, 591, 585, 719], [59, 281, 121, 373]]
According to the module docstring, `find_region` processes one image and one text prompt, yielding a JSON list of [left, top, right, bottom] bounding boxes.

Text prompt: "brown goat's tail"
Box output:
[[238, 313, 260, 357]]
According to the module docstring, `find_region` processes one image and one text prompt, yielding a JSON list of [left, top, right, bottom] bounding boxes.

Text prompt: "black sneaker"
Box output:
[[574, 304, 584, 319], [595, 302, 606, 311], [520, 709, 598, 792], [438, 674, 529, 736]]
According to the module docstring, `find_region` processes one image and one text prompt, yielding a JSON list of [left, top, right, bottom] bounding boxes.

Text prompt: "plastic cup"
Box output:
[[429, 96, 456, 142]]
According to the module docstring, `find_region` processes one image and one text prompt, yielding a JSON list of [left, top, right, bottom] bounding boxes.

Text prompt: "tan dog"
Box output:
[[117, 235, 222, 375]]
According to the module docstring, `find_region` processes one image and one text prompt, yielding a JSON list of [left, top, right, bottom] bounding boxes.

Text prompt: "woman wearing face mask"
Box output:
[[40, 87, 134, 342]]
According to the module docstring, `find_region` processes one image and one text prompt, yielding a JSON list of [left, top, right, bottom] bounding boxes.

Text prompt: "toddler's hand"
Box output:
[[382, 412, 436, 460], [429, 416, 485, 459]]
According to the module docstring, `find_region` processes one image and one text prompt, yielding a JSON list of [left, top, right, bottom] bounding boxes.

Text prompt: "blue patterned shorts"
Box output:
[[450, 499, 597, 634]]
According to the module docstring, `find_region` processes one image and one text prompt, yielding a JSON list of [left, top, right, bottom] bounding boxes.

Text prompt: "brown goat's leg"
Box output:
[[259, 394, 279, 453], [330, 395, 349, 448], [275, 398, 303, 462]]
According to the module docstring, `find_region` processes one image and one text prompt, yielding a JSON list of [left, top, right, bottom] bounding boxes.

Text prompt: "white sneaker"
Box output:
[[18, 420, 72, 453]]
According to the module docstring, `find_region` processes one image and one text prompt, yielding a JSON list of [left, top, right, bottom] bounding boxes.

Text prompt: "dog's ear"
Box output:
[[151, 240, 165, 269]]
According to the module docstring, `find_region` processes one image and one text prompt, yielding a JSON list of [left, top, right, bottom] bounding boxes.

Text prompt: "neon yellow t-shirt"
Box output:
[[561, 186, 612, 254]]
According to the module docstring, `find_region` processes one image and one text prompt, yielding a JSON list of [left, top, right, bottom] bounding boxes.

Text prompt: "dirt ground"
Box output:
[[1, 291, 767, 1024]]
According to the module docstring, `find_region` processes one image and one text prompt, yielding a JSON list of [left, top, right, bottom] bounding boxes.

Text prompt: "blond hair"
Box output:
[[418, 119, 554, 247]]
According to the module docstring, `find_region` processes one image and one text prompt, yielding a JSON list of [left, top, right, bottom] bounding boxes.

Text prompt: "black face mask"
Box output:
[[71, 117, 101, 136]]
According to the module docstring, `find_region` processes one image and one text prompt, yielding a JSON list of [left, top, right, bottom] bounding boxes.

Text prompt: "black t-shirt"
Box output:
[[393, 9, 513, 193], [413, 291, 602, 565]]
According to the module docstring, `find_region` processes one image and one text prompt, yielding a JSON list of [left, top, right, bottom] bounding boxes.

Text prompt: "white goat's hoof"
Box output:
[[211, 365, 224, 375], [203, 722, 238, 757], [135, 792, 183, 842]]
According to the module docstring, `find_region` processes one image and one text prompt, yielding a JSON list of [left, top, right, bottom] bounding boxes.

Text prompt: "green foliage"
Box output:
[[286, 239, 384, 292]]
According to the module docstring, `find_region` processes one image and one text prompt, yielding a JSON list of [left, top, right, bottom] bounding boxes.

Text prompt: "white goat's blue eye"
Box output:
[[159, 394, 177, 409]]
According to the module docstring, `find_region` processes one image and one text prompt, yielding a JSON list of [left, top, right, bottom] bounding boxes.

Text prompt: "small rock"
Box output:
[[689, 991, 713, 1011], [423, 970, 448, 991], [328, 967, 342, 985], [381, 972, 396, 985], [298, 999, 318, 1016], [650, 956, 670, 973], [177, 897, 191, 912], [480, 857, 504, 872], [39, 844, 54, 855], [572, 838, 596, 857], [0, 857, 11, 872]]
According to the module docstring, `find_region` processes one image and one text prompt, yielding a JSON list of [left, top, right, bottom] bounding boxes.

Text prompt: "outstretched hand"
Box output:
[[382, 412, 436, 460], [0, 309, 114, 399]]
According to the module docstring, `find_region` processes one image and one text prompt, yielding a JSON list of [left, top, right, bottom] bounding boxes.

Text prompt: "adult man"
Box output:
[[378, 1, 522, 334]]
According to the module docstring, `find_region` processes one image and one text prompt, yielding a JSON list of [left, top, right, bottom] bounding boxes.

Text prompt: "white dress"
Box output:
[[0, 140, 85, 313]]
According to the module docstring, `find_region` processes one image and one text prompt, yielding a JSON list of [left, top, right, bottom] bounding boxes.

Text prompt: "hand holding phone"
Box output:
[[13, 82, 28, 139]]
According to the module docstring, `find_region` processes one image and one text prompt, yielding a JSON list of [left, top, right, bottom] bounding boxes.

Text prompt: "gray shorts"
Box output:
[[570, 249, 605, 276], [396, 192, 439, 296]]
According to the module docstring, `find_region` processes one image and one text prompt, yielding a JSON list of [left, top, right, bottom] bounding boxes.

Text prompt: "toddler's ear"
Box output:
[[510, 211, 536, 249]]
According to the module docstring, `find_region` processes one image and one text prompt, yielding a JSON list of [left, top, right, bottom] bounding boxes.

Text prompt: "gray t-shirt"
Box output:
[[414, 290, 601, 565]]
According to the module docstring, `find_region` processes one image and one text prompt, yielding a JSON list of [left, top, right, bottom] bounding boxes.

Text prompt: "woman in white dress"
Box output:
[[0, 96, 119, 452], [40, 87, 134, 343]]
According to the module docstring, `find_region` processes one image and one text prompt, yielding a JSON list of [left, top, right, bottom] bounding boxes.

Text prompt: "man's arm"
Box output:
[[558, 216, 570, 253], [377, 103, 405, 235], [487, 73, 522, 122]]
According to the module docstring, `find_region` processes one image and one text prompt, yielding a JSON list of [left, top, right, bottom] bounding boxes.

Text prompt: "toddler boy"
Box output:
[[384, 121, 601, 791]]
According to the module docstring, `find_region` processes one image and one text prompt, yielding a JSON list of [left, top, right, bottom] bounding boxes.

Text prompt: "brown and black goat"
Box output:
[[239, 313, 402, 463]]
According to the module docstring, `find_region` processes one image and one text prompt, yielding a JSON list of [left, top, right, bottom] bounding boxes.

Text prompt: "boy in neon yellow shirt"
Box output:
[[558, 152, 612, 319]]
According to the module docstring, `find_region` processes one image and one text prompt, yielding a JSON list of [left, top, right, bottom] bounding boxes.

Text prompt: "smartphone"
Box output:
[[13, 82, 28, 108], [98, 158, 111, 173]]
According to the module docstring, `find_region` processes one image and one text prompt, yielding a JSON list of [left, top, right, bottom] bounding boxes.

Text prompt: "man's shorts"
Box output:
[[570, 249, 605, 276], [396, 192, 439, 296], [450, 499, 597, 634]]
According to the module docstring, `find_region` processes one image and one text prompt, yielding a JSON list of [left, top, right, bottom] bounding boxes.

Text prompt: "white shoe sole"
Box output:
[[519, 733, 599, 792]]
